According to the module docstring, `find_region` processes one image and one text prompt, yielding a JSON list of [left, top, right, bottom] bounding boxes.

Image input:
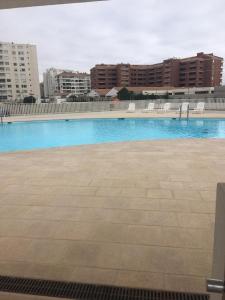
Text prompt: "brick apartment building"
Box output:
[[91, 52, 223, 89]]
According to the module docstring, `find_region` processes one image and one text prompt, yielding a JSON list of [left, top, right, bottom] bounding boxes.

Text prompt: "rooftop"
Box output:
[[57, 71, 90, 78]]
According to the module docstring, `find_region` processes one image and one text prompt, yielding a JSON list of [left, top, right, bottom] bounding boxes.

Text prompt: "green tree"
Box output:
[[67, 95, 77, 102], [117, 87, 131, 100], [163, 92, 169, 99]]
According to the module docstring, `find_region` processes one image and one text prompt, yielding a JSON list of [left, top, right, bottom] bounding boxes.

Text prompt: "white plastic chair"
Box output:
[[192, 102, 205, 113], [127, 103, 136, 113], [158, 102, 171, 112], [143, 102, 155, 113]]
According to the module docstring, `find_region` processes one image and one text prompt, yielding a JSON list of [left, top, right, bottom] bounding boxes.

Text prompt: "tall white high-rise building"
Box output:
[[0, 42, 40, 102], [43, 68, 66, 98]]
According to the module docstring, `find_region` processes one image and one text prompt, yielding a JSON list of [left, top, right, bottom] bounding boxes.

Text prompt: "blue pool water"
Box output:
[[1, 118, 225, 152]]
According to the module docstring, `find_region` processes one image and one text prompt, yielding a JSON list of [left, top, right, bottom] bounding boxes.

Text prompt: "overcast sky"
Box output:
[[0, 0, 225, 81]]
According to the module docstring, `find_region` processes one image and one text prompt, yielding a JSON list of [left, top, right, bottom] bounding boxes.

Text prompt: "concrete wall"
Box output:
[[214, 86, 225, 98]]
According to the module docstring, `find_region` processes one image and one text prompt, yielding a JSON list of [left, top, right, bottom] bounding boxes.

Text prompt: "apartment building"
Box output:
[[55, 71, 91, 96], [0, 42, 40, 102], [91, 52, 223, 89], [43, 68, 67, 98]]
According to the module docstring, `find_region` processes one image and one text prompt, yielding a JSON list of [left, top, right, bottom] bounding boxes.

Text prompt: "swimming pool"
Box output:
[[1, 118, 225, 152]]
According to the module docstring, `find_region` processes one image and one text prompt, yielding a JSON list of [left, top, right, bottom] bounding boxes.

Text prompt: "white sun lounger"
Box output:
[[192, 102, 205, 113], [158, 102, 171, 112], [127, 103, 136, 113], [142, 102, 155, 112]]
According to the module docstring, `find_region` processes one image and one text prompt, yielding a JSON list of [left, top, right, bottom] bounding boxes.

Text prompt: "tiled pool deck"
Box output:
[[0, 112, 224, 298]]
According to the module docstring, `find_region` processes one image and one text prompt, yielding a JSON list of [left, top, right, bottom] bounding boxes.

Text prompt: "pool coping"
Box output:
[[2, 110, 225, 123]]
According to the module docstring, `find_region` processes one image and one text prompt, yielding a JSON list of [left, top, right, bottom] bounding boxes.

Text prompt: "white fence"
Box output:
[[1, 98, 225, 116]]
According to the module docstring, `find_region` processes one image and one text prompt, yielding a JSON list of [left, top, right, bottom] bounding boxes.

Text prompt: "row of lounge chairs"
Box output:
[[127, 102, 205, 114]]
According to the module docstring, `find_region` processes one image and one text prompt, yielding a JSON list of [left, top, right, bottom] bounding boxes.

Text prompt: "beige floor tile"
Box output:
[[173, 190, 202, 201], [125, 225, 162, 246], [128, 198, 161, 211], [184, 249, 212, 276], [147, 189, 173, 199], [62, 241, 122, 269], [165, 274, 207, 293], [160, 199, 190, 212], [160, 181, 184, 190], [115, 270, 164, 289], [177, 213, 212, 229], [145, 211, 178, 226], [200, 190, 216, 201], [0, 293, 64, 300], [121, 187, 147, 198], [95, 187, 122, 197], [69, 266, 117, 285], [162, 227, 213, 250], [120, 244, 166, 273]]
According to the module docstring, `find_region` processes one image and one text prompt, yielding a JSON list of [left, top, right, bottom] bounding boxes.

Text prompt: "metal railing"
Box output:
[[0, 98, 225, 116], [179, 104, 190, 120]]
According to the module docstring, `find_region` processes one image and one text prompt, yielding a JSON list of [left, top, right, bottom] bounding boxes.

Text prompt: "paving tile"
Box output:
[[160, 181, 184, 190], [162, 227, 214, 250], [177, 213, 212, 229], [69, 267, 117, 285], [62, 241, 122, 269], [160, 199, 190, 212], [147, 189, 173, 199], [200, 190, 216, 201], [125, 225, 162, 246], [128, 198, 160, 211], [96, 187, 122, 197], [115, 270, 164, 289], [120, 244, 166, 273], [184, 249, 212, 276], [0, 293, 63, 300], [121, 187, 147, 198], [173, 190, 202, 201], [145, 211, 178, 226], [165, 274, 207, 292]]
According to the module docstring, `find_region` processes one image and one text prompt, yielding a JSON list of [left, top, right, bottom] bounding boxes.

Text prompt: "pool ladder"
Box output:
[[179, 104, 190, 120], [0, 113, 3, 124]]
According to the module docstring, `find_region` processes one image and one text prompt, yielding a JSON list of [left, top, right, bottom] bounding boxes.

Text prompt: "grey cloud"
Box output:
[[0, 0, 224, 81]]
